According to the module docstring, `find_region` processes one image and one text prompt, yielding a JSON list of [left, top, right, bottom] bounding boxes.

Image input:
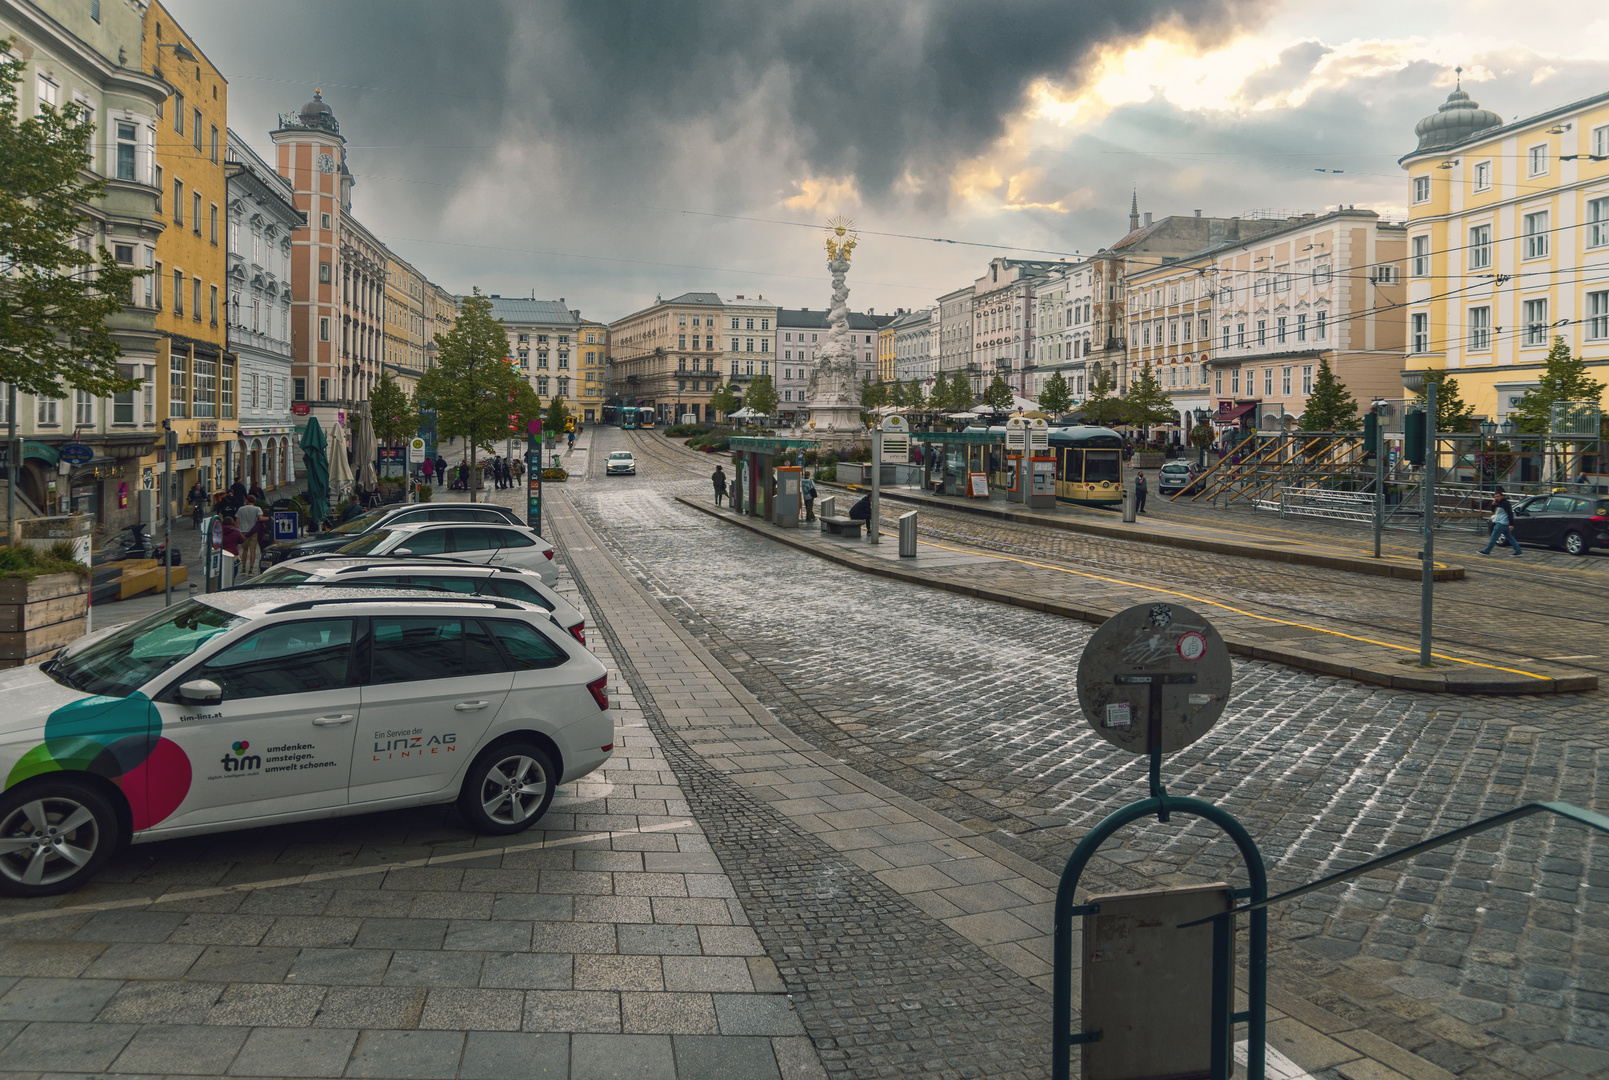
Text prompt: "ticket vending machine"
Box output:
[[775, 465, 801, 528], [1028, 456, 1057, 509]]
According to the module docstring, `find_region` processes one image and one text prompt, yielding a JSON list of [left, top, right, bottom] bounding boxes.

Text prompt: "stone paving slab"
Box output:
[[542, 481, 1475, 1080], [677, 495, 1595, 695]]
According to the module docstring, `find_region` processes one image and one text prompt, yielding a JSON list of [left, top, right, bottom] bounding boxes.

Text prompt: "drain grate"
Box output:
[[1246, 624, 1329, 640]]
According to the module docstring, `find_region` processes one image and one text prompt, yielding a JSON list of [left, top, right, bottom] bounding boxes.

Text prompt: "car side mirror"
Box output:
[[392, 548, 413, 556], [179, 679, 223, 704]]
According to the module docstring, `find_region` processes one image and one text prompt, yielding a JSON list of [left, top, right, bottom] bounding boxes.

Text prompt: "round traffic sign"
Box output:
[[1076, 602, 1232, 755], [210, 518, 223, 547]]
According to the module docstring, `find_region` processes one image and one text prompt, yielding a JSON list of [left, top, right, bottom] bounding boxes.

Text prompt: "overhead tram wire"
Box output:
[[676, 210, 1084, 259]]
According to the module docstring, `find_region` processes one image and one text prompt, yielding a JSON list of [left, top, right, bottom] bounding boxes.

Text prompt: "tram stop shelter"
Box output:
[[729, 435, 817, 525]]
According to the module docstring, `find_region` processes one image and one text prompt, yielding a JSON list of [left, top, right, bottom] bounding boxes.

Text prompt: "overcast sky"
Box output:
[[167, 0, 1605, 323]]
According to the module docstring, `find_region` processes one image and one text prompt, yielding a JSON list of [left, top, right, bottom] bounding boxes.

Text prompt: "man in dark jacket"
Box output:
[[849, 494, 872, 521], [712, 465, 727, 506], [1134, 471, 1148, 514], [435, 454, 448, 481]]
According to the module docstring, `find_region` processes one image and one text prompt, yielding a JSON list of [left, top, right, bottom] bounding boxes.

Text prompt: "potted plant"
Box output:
[[0, 540, 90, 670]]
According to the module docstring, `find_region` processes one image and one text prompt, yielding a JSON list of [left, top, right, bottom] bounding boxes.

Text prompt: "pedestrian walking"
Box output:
[[1479, 486, 1523, 557], [435, 454, 448, 481], [802, 470, 817, 522], [1134, 470, 1148, 514], [421, 456, 434, 484], [712, 465, 726, 506], [235, 497, 263, 575]]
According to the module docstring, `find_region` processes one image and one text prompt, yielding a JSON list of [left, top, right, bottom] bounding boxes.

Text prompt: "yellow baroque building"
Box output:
[[1400, 82, 1609, 423]]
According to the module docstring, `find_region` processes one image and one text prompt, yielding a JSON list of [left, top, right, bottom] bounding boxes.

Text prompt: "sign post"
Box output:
[[1052, 603, 1265, 1080], [526, 418, 543, 536]]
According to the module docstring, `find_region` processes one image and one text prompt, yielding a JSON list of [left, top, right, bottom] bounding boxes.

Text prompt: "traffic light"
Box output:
[[1403, 407, 1426, 466], [1362, 411, 1379, 456]]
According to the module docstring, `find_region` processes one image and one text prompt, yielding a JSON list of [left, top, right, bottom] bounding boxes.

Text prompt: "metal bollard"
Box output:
[[1122, 484, 1137, 523], [898, 511, 917, 558], [817, 495, 835, 531]]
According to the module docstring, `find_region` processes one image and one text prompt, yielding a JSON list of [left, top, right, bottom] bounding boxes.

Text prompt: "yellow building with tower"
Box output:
[[1400, 81, 1609, 427], [142, 1, 235, 508]]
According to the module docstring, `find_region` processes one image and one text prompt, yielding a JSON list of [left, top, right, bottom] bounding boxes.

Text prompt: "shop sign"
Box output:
[[59, 443, 95, 465], [292, 403, 311, 416]]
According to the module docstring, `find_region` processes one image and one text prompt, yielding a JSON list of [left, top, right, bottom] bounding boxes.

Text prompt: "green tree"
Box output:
[[1122, 361, 1176, 441], [1082, 368, 1124, 427], [1508, 336, 1607, 435], [1299, 357, 1360, 432], [1038, 370, 1074, 416], [708, 379, 741, 420], [1, 42, 143, 401], [509, 379, 541, 437], [984, 373, 1014, 411], [416, 288, 522, 501], [948, 371, 977, 413], [859, 376, 886, 409], [906, 378, 927, 411], [745, 374, 779, 417], [1412, 369, 1475, 432], [367, 372, 419, 445], [543, 395, 570, 439], [929, 371, 951, 413], [885, 380, 907, 408]]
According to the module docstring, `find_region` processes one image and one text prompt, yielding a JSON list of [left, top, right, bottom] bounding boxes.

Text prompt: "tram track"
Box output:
[[618, 427, 1609, 679]]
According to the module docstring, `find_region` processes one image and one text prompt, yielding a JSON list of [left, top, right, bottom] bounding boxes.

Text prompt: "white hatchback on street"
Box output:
[[0, 590, 611, 897], [606, 451, 636, 476], [333, 522, 558, 585]]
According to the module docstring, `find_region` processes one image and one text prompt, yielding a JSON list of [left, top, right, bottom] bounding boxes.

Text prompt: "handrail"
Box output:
[[1180, 801, 1609, 928]]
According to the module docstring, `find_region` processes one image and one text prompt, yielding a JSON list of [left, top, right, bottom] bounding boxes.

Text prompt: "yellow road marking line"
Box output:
[[889, 530, 1549, 680]]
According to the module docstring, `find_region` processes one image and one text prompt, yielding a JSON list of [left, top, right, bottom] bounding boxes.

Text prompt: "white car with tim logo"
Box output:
[[0, 589, 612, 897]]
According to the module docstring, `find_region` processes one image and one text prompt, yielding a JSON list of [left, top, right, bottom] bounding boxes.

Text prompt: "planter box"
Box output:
[[0, 572, 87, 666]]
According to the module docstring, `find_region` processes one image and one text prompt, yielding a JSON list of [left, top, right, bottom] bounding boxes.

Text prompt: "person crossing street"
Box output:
[[712, 465, 727, 506]]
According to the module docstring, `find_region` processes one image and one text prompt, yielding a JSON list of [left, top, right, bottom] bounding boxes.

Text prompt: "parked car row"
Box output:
[[1508, 493, 1609, 555], [0, 533, 600, 897]]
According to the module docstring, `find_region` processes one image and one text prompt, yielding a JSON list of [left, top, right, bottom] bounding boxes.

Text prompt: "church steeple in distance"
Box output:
[[1129, 190, 1140, 233]]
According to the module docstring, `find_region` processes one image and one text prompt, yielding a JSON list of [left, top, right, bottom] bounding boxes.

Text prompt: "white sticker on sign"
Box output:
[[1188, 693, 1215, 705], [1105, 703, 1132, 729]]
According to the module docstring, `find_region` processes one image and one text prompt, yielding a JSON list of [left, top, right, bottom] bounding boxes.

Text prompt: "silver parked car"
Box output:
[[332, 522, 558, 586]]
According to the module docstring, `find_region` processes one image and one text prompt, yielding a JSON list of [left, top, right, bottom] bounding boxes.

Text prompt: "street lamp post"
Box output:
[[1478, 419, 1497, 510]]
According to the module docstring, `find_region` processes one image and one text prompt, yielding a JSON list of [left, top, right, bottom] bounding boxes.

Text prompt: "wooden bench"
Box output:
[[820, 515, 863, 539]]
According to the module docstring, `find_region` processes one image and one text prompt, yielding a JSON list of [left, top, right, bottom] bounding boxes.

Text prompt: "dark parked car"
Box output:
[[1509, 493, 1609, 556], [261, 503, 522, 567]]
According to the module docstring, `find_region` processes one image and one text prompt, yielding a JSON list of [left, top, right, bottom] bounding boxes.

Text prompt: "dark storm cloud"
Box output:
[[532, 0, 1270, 200]]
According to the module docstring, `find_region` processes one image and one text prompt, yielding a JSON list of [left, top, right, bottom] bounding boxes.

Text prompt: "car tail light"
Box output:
[[570, 621, 586, 646], [586, 675, 609, 711], [544, 548, 554, 560], [1592, 515, 1607, 523]]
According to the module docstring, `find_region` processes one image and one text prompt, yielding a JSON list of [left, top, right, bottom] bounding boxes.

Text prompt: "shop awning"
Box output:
[[1214, 404, 1256, 423]]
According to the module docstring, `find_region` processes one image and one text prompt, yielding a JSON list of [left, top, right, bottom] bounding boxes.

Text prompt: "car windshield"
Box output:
[[1162, 464, 1190, 473], [249, 566, 314, 586], [610, 453, 632, 460], [51, 600, 243, 698], [335, 530, 395, 556], [327, 506, 390, 536]]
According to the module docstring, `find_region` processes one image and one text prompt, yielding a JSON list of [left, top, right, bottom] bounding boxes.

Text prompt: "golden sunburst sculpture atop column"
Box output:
[[825, 215, 858, 261]]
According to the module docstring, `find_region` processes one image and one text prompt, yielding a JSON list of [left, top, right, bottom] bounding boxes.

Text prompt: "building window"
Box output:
[[729, 317, 739, 330], [1296, 314, 1307, 342], [320, 213, 331, 231], [319, 378, 329, 401], [1588, 197, 1609, 249], [221, 361, 234, 419], [1522, 299, 1548, 346], [319, 317, 330, 341], [210, 125, 219, 163], [173, 92, 184, 134], [1411, 313, 1429, 353], [113, 366, 136, 424], [209, 203, 218, 244], [1256, 320, 1266, 346], [745, 338, 754, 352], [678, 334, 686, 349], [192, 191, 201, 234], [192, 354, 215, 417], [760, 339, 769, 352], [1215, 370, 1222, 394], [1276, 316, 1287, 344], [319, 262, 331, 283], [1595, 125, 1609, 159], [744, 318, 754, 331], [209, 284, 218, 326], [1411, 175, 1430, 204], [1302, 366, 1313, 395], [1315, 310, 1327, 340], [143, 249, 153, 307], [1411, 235, 1430, 276], [1523, 211, 1549, 259], [170, 353, 186, 417], [1281, 367, 1292, 396], [191, 276, 201, 320], [1235, 323, 1245, 348], [293, 377, 306, 401], [1469, 224, 1491, 269], [1587, 291, 1609, 340], [36, 397, 58, 425], [173, 178, 183, 223], [1527, 144, 1548, 177], [1473, 161, 1491, 191], [1313, 262, 1332, 286], [1231, 369, 1240, 394], [730, 337, 740, 352], [1264, 368, 1273, 397], [191, 108, 201, 151], [74, 390, 93, 426], [114, 121, 137, 180], [172, 268, 183, 314], [1221, 327, 1230, 352], [1468, 306, 1491, 351]]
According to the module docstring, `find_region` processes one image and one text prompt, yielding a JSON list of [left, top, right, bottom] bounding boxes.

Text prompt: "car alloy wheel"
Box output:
[[1564, 530, 1586, 556], [0, 782, 118, 897], [459, 742, 556, 835]]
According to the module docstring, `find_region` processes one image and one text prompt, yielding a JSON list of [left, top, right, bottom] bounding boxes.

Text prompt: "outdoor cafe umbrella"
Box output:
[[354, 407, 378, 490], [299, 416, 329, 526], [328, 420, 354, 502]]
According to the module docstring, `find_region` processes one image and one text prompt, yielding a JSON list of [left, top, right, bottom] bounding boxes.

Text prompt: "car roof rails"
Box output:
[[330, 561, 490, 575], [266, 594, 524, 614]]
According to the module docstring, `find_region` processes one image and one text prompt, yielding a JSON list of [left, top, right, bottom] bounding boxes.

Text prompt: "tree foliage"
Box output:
[[416, 289, 522, 499], [1299, 357, 1360, 432], [1413, 369, 1475, 432], [543, 394, 570, 438], [1038, 371, 1074, 416], [1122, 361, 1175, 436], [859, 376, 886, 409], [745, 374, 779, 417], [946, 371, 977, 413], [708, 379, 741, 419], [367, 372, 418, 445], [1508, 336, 1607, 435], [1081, 368, 1124, 427], [0, 42, 142, 400], [905, 379, 927, 411], [984, 374, 1014, 410]]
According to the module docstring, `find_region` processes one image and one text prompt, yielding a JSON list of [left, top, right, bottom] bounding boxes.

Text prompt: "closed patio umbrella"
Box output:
[[328, 421, 353, 502], [299, 417, 329, 526], [355, 407, 378, 491]]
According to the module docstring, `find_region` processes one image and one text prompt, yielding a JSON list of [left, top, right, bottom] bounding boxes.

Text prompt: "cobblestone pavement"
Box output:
[[0, 550, 822, 1079], [562, 426, 1609, 1080]]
